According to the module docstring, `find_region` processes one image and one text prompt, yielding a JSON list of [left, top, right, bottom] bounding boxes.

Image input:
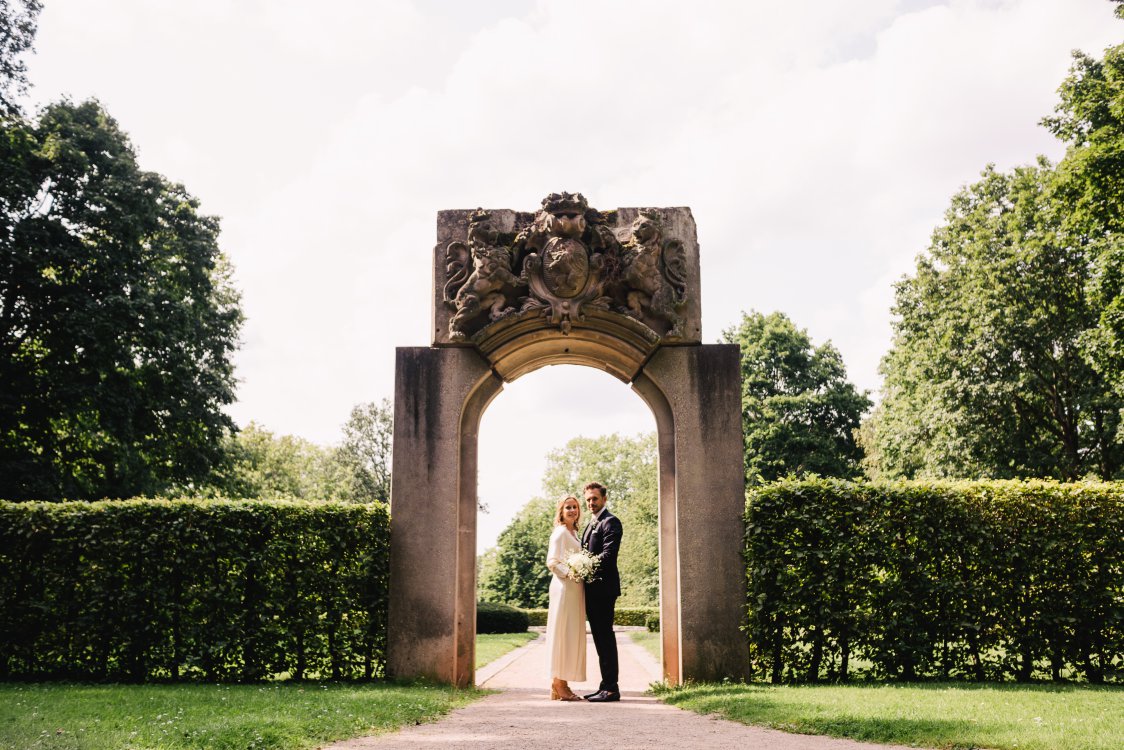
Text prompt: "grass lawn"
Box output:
[[0, 682, 476, 750], [656, 681, 1124, 750], [476, 632, 538, 670], [0, 632, 538, 750], [629, 631, 661, 662]]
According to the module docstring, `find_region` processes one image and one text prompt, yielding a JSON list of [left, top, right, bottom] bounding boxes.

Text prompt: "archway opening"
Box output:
[[389, 196, 747, 688], [387, 342, 745, 689], [476, 364, 656, 562], [475, 364, 661, 689]]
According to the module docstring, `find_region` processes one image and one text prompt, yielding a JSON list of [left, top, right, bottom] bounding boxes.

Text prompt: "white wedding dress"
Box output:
[[545, 524, 586, 681]]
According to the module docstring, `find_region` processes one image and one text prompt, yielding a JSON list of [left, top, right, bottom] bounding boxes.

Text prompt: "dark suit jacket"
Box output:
[[582, 509, 622, 598]]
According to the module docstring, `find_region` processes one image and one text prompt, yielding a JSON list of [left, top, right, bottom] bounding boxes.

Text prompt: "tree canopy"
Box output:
[[0, 100, 243, 499], [0, 0, 40, 115], [866, 34, 1124, 482], [721, 311, 870, 484], [202, 402, 392, 504], [478, 495, 555, 609], [336, 398, 393, 504], [478, 432, 658, 608], [201, 423, 351, 501], [1044, 37, 1124, 407]]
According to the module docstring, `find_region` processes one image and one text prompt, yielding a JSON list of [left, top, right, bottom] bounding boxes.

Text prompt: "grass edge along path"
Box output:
[[655, 681, 1124, 750], [476, 631, 538, 670], [0, 681, 479, 750], [629, 631, 661, 662], [0, 633, 536, 750]]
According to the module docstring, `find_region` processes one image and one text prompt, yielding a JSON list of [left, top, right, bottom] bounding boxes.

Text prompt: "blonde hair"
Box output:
[[554, 495, 581, 529]]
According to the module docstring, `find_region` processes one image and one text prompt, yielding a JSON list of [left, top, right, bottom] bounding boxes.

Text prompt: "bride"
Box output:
[[545, 495, 586, 700]]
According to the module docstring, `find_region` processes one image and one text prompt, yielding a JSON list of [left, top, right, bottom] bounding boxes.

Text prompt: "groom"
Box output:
[[581, 481, 622, 702]]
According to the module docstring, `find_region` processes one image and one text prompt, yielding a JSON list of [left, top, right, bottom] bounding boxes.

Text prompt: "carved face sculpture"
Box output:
[[631, 214, 659, 245], [468, 218, 499, 246]]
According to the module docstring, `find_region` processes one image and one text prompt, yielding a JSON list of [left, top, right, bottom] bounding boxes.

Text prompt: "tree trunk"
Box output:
[[770, 617, 784, 684], [808, 626, 823, 682]]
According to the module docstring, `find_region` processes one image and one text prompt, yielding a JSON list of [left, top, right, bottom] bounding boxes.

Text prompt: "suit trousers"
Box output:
[[585, 588, 619, 692]]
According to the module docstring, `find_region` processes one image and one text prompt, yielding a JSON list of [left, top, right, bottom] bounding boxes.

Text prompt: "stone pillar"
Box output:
[[386, 346, 501, 686], [635, 344, 749, 682]]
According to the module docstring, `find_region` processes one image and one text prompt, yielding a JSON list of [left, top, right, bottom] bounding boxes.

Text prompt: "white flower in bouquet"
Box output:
[[565, 549, 599, 583]]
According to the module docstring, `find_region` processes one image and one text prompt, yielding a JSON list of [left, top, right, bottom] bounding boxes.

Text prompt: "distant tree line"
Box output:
[[203, 401, 393, 504]]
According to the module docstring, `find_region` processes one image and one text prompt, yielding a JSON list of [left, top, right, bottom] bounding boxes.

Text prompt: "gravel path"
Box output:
[[325, 632, 913, 750]]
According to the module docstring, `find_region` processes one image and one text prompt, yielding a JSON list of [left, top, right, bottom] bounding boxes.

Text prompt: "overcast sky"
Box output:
[[25, 0, 1122, 551]]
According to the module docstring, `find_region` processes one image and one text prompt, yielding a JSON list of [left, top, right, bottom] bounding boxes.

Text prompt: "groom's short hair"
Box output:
[[584, 481, 607, 498]]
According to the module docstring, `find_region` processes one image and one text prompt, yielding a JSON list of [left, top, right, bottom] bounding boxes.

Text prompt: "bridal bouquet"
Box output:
[[565, 549, 599, 583]]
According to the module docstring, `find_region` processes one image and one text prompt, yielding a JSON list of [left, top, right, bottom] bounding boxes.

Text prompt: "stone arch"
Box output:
[[386, 195, 749, 687]]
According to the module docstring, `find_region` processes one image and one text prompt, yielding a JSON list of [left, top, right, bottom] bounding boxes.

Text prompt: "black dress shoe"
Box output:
[[585, 690, 621, 702], [582, 691, 601, 699]]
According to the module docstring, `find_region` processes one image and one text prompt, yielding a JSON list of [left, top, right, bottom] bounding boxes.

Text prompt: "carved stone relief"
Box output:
[[443, 209, 523, 340], [435, 192, 701, 346], [618, 210, 688, 339]]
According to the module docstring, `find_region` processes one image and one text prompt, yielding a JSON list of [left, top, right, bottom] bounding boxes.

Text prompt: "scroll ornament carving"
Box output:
[[444, 192, 689, 341]]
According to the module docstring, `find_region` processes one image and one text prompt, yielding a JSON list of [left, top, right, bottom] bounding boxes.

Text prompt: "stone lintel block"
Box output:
[[431, 202, 703, 347]]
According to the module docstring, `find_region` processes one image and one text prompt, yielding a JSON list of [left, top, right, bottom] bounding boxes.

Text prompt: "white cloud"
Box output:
[[24, 0, 1123, 549]]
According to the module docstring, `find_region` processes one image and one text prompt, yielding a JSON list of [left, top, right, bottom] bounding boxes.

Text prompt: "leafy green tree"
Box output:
[[721, 311, 870, 484], [0, 0, 41, 114], [539, 433, 659, 607], [869, 24, 1124, 479], [0, 100, 243, 499], [1043, 35, 1124, 408], [479, 496, 554, 608], [337, 399, 393, 503], [478, 433, 659, 608], [869, 162, 1123, 480], [202, 423, 352, 500]]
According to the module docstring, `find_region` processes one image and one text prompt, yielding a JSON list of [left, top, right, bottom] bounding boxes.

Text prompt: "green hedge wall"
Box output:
[[615, 607, 657, 627], [477, 601, 530, 634], [0, 499, 390, 682], [523, 608, 548, 627], [746, 479, 1124, 683], [517, 607, 657, 627]]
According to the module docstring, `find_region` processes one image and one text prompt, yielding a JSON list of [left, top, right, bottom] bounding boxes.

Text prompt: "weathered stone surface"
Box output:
[[391, 196, 745, 688], [387, 346, 501, 686], [633, 344, 750, 684], [432, 195, 702, 350]]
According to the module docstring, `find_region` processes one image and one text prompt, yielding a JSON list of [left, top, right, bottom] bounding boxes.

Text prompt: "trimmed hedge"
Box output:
[[746, 479, 1124, 683], [517, 607, 656, 627], [523, 608, 548, 627], [615, 607, 657, 627], [477, 601, 530, 634], [0, 499, 389, 682]]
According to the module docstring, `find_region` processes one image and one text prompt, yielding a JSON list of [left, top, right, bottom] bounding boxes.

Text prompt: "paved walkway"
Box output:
[[327, 631, 912, 750]]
